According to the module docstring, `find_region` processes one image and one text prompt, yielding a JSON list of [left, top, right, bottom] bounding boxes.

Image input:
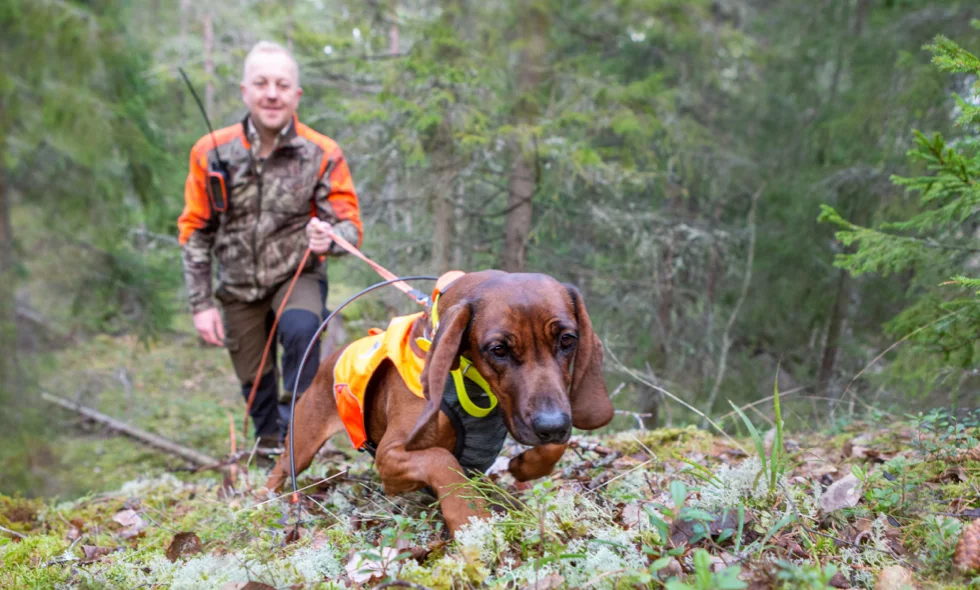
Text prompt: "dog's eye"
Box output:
[[559, 333, 577, 351], [489, 344, 509, 359]]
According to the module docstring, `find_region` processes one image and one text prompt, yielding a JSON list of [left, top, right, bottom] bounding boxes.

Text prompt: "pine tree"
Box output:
[[819, 22, 980, 397]]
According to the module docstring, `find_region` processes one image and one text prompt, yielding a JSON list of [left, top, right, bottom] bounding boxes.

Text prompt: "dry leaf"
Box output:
[[345, 547, 401, 584], [112, 509, 146, 539], [821, 474, 862, 513], [621, 502, 657, 529], [953, 518, 980, 574], [80, 545, 116, 564], [930, 467, 967, 484], [519, 574, 565, 590], [875, 565, 915, 590], [165, 532, 203, 562]]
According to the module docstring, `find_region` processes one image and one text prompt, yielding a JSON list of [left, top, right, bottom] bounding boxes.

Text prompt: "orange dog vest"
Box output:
[[332, 312, 426, 450]]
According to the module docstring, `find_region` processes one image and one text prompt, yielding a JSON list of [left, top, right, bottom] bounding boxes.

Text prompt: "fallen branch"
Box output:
[[41, 392, 219, 468]]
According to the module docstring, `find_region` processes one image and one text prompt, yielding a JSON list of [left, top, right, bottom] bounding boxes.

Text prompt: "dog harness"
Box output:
[[332, 292, 509, 474]]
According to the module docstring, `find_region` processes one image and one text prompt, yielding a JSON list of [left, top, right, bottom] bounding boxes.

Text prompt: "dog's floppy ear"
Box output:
[[405, 301, 472, 450], [566, 285, 614, 431]]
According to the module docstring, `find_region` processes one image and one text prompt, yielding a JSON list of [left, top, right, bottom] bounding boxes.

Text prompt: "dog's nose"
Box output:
[[532, 410, 571, 444]]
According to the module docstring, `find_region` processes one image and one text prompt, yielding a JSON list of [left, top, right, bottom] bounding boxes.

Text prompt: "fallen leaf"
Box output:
[[621, 502, 658, 529], [519, 574, 565, 590], [875, 565, 916, 590], [80, 545, 117, 564], [656, 557, 683, 580], [346, 547, 401, 584], [828, 572, 850, 588], [112, 509, 145, 539], [165, 532, 203, 562], [930, 466, 967, 483], [284, 526, 303, 545], [821, 474, 862, 513], [670, 510, 741, 546]]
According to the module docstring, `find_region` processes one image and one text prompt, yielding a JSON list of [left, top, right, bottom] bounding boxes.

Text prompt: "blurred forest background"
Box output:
[[1, 0, 979, 498]]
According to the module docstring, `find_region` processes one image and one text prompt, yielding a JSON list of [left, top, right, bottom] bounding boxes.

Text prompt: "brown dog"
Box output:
[[263, 270, 614, 536]]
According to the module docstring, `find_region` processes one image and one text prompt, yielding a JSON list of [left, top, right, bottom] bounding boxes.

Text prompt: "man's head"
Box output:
[[240, 41, 302, 135]]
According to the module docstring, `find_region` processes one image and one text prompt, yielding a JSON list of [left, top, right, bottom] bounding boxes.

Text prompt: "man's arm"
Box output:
[[313, 144, 363, 255], [177, 146, 218, 315]]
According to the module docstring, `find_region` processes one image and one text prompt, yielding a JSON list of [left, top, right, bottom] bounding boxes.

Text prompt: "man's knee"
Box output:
[[278, 309, 320, 349]]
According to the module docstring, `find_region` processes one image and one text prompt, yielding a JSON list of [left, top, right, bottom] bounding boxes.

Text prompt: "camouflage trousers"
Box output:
[[218, 271, 327, 442]]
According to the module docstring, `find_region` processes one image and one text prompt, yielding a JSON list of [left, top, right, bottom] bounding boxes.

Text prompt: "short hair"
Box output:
[[242, 40, 300, 85]]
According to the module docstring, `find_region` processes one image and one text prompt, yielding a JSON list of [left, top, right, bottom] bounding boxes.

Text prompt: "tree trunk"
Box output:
[[819, 269, 849, 396], [427, 1, 461, 275], [655, 240, 675, 369], [203, 10, 215, 116], [0, 153, 16, 391], [503, 0, 547, 273], [388, 0, 399, 55], [430, 117, 455, 275]]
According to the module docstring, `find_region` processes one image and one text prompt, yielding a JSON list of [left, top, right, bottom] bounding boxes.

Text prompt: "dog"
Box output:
[[263, 269, 614, 536]]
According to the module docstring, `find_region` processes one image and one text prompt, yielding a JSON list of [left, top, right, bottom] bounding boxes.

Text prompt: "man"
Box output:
[[177, 41, 363, 452]]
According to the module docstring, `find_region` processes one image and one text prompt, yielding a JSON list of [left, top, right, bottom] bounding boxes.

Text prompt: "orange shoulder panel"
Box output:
[[177, 124, 244, 245], [296, 122, 364, 248]]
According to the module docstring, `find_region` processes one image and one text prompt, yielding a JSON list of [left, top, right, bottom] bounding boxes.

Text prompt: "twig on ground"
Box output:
[[568, 439, 617, 456], [615, 409, 652, 429], [0, 525, 26, 539], [372, 581, 434, 590], [236, 470, 348, 513]]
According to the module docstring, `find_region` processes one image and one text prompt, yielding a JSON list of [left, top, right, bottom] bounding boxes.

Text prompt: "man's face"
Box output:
[[241, 51, 302, 134]]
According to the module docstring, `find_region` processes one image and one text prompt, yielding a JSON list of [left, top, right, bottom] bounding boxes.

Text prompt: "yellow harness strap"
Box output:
[[416, 288, 498, 418]]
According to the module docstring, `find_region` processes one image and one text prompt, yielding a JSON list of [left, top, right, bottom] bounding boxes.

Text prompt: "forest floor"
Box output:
[[2, 328, 980, 589]]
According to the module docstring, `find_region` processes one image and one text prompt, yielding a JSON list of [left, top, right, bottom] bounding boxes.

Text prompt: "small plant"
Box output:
[[774, 559, 838, 589], [665, 549, 747, 590], [909, 408, 980, 461], [728, 373, 788, 498]]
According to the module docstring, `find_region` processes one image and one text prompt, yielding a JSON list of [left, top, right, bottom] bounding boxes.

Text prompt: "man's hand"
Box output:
[[306, 217, 334, 254], [193, 307, 225, 346]]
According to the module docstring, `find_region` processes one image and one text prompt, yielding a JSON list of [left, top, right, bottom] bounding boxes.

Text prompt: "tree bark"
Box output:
[[0, 155, 15, 391], [503, 0, 547, 272], [427, 1, 461, 275], [655, 239, 675, 369], [388, 0, 399, 56], [819, 269, 849, 396], [430, 116, 456, 275]]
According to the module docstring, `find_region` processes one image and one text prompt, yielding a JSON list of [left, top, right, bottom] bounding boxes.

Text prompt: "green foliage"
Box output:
[[819, 26, 980, 397]]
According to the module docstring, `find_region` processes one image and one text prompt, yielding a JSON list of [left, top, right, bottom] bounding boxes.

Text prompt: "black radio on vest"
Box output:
[[178, 66, 229, 214]]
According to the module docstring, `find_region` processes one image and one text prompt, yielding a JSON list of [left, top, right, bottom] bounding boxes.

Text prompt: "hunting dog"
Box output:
[[263, 270, 614, 536]]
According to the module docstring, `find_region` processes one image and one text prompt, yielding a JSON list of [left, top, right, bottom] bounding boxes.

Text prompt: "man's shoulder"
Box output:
[[189, 122, 245, 158], [295, 121, 342, 156]]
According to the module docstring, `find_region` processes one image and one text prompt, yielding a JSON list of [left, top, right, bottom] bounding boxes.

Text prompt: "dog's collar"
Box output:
[[416, 289, 498, 419]]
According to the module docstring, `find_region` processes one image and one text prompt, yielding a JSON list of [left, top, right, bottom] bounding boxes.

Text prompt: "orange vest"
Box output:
[[332, 312, 426, 450]]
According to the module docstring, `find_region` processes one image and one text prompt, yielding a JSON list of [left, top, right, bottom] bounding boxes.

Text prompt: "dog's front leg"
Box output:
[[375, 442, 488, 536], [508, 444, 568, 481]]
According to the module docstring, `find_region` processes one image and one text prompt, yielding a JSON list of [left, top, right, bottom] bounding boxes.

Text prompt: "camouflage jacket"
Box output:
[[177, 113, 363, 313]]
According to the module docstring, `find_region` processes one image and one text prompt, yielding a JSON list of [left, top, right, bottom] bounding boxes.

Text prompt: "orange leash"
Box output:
[[242, 247, 313, 439], [241, 229, 429, 441]]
